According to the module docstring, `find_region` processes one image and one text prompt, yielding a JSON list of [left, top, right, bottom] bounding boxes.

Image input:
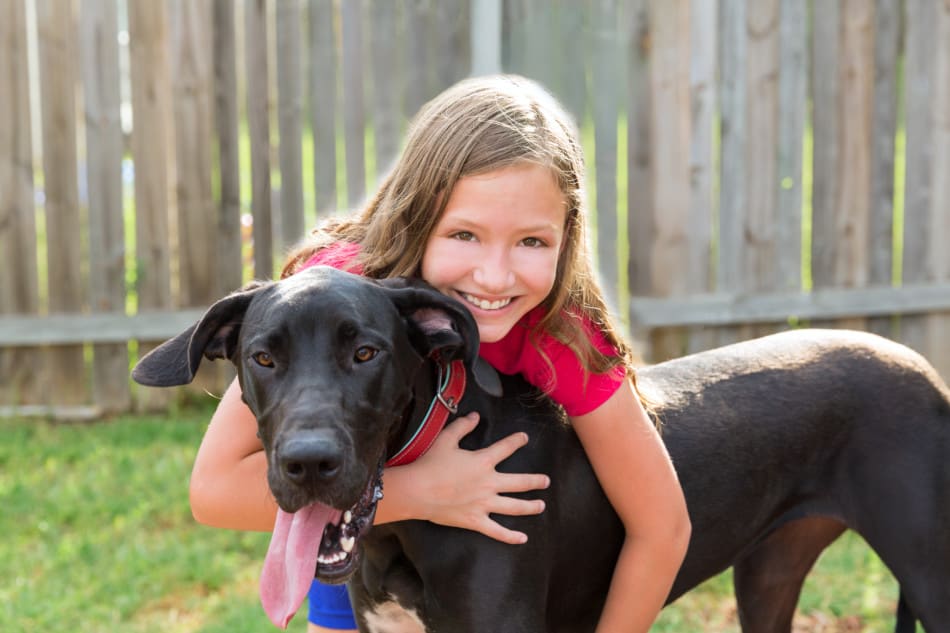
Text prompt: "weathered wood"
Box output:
[[775, 0, 805, 293], [369, 1, 401, 180], [308, 0, 338, 217], [245, 0, 274, 279], [276, 0, 305, 245], [341, 0, 366, 206], [867, 0, 900, 339], [901, 0, 937, 357], [643, 0, 691, 360], [36, 0, 86, 406], [810, 0, 841, 288], [81, 0, 130, 413], [169, 0, 216, 308], [685, 0, 717, 354], [0, 0, 42, 405], [626, 0, 653, 356], [404, 0, 430, 117], [926, 0, 950, 380], [434, 0, 469, 90], [214, 0, 243, 296], [743, 0, 780, 298], [128, 0, 174, 410], [0, 310, 207, 346], [557, 2, 588, 124], [471, 0, 502, 76], [591, 0, 620, 310], [628, 282, 950, 329]]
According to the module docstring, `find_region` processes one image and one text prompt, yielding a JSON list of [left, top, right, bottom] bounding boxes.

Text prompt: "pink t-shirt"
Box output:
[[301, 242, 624, 416]]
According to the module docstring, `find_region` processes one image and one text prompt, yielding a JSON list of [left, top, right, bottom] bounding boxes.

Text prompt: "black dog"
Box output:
[[132, 266, 950, 632]]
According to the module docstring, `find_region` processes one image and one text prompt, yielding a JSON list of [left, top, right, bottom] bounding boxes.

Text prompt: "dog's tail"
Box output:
[[894, 590, 916, 633]]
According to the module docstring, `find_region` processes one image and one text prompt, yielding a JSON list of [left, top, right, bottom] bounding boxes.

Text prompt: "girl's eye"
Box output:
[[450, 231, 476, 242], [354, 346, 378, 363], [521, 237, 548, 248], [253, 352, 275, 368]]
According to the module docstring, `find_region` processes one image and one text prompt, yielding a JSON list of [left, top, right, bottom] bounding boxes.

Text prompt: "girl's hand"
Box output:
[[389, 412, 550, 544]]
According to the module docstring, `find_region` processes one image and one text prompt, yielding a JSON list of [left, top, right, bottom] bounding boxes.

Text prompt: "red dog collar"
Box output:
[[386, 359, 466, 467]]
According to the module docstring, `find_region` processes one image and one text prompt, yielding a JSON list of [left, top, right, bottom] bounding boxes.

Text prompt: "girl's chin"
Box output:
[[476, 322, 516, 344]]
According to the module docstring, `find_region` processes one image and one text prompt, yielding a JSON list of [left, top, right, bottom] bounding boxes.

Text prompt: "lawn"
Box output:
[[2, 410, 907, 633]]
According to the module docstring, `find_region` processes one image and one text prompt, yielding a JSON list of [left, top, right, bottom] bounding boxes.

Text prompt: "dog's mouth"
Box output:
[[260, 461, 385, 628], [315, 462, 384, 581]]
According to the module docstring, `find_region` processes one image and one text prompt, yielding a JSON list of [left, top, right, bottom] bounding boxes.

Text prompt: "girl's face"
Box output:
[[421, 163, 567, 343]]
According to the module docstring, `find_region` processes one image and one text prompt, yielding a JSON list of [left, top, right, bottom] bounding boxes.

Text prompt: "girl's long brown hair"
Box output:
[[283, 75, 642, 399]]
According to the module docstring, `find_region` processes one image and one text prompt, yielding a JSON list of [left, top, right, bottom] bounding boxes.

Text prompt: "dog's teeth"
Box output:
[[340, 536, 355, 553], [344, 511, 352, 524]]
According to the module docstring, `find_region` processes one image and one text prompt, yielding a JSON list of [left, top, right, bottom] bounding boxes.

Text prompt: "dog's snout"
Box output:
[[279, 431, 344, 484]]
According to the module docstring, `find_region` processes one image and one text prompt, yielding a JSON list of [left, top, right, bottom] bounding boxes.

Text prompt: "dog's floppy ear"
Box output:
[[379, 278, 502, 397], [131, 280, 272, 387]]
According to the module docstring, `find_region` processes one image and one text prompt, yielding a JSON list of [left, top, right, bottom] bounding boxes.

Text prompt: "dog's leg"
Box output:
[[733, 517, 846, 633]]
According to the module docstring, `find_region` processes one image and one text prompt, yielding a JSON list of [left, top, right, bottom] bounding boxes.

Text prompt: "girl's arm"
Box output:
[[189, 378, 548, 543], [571, 380, 691, 633]]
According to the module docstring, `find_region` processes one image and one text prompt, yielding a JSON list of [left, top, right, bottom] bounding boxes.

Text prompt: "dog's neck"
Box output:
[[385, 358, 468, 467]]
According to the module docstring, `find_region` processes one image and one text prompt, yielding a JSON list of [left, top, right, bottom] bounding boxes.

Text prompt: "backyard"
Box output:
[[2, 409, 904, 633]]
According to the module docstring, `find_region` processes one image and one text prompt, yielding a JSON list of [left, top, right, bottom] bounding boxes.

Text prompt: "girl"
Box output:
[[190, 75, 690, 633]]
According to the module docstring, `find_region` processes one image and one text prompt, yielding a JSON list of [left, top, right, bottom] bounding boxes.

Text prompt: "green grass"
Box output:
[[1, 411, 908, 633]]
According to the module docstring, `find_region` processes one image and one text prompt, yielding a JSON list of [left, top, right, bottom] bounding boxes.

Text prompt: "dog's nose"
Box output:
[[279, 432, 343, 484]]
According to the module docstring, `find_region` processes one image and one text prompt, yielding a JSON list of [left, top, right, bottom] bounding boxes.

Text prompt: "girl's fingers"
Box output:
[[490, 495, 546, 517], [442, 412, 480, 441], [476, 518, 530, 545], [496, 472, 550, 495], [481, 431, 530, 463]]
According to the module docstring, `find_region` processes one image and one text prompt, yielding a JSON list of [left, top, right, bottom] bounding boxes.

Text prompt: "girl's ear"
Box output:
[[378, 278, 502, 396]]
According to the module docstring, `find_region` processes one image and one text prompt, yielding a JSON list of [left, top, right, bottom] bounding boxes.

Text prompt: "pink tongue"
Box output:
[[260, 503, 340, 629]]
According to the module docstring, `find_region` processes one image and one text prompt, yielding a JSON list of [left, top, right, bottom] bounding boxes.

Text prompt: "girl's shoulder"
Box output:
[[479, 307, 625, 417], [301, 241, 363, 274]]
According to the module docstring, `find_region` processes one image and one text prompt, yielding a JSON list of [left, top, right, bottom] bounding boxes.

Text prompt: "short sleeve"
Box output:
[[479, 308, 626, 417], [300, 241, 364, 274]]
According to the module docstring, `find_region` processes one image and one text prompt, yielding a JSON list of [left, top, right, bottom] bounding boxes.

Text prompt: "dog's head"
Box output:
[[132, 267, 496, 587]]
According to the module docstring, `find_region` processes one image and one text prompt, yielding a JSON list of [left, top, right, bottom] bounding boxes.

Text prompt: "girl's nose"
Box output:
[[473, 255, 516, 292]]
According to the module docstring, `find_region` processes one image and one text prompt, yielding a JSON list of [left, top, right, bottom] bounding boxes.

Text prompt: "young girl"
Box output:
[[189, 74, 690, 633]]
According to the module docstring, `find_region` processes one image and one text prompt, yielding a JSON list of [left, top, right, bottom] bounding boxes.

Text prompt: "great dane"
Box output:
[[132, 266, 950, 632]]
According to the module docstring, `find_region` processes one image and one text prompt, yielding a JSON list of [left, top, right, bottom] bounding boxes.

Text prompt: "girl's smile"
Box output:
[[421, 163, 567, 343]]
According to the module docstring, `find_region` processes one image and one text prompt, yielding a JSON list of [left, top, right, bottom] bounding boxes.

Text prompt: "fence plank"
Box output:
[[308, 0, 337, 217], [128, 0, 173, 410], [36, 0, 86, 406], [591, 0, 620, 311], [715, 0, 746, 347], [471, 0, 502, 75], [901, 0, 937, 357], [810, 0, 841, 293], [744, 0, 780, 302], [276, 0, 305, 245], [404, 0, 430, 117], [867, 0, 900, 339], [169, 0, 216, 308], [434, 0, 469, 90], [927, 1, 950, 381], [626, 0, 653, 357], [369, 1, 401, 180], [81, 0, 130, 413], [214, 0, 243, 296], [0, 0, 42, 406], [245, 0, 274, 279], [556, 2, 588, 123], [775, 0, 805, 293], [685, 0, 717, 354], [341, 0, 366, 207], [830, 0, 874, 333], [642, 0, 691, 360]]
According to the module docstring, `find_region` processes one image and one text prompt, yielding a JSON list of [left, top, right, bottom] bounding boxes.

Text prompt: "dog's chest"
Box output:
[[362, 599, 427, 633]]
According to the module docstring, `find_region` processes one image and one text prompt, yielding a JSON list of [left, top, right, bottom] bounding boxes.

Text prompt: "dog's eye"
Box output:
[[354, 346, 378, 363], [253, 352, 275, 368]]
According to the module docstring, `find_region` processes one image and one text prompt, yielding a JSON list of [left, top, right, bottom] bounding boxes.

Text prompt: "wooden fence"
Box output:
[[1, 0, 949, 418]]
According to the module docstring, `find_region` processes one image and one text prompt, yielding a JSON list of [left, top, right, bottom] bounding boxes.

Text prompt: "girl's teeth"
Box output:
[[463, 293, 511, 310]]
